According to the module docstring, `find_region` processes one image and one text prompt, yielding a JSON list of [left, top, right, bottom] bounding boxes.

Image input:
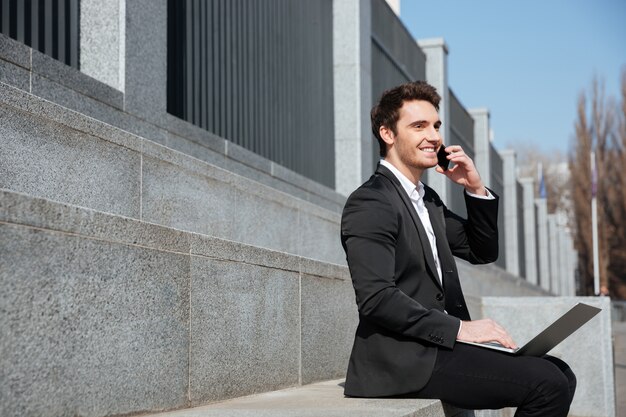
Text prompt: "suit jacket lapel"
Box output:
[[376, 165, 442, 291]]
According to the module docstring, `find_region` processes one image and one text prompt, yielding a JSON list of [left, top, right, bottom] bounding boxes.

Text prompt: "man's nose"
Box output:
[[425, 127, 441, 142]]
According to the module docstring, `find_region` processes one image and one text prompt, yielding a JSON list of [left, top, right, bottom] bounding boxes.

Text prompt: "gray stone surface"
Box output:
[[0, 33, 31, 69], [468, 108, 491, 189], [30, 73, 168, 143], [163, 113, 227, 155], [613, 321, 626, 417], [80, 0, 125, 91], [32, 50, 124, 109], [301, 275, 357, 384], [0, 59, 30, 91], [0, 223, 190, 417], [165, 131, 225, 167], [0, 82, 143, 153], [124, 0, 167, 122], [141, 140, 341, 263], [499, 149, 520, 276], [535, 198, 550, 291], [300, 257, 349, 281], [226, 141, 273, 175], [333, 0, 373, 196], [232, 185, 300, 255], [418, 38, 449, 204], [0, 104, 141, 218], [520, 177, 537, 285], [298, 207, 345, 264], [140, 152, 242, 240], [141, 379, 471, 417], [481, 296, 615, 417], [190, 233, 297, 273], [189, 257, 300, 404], [0, 189, 190, 254], [271, 161, 345, 208], [457, 259, 548, 304]]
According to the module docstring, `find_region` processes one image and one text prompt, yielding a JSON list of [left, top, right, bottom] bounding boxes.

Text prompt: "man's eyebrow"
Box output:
[[407, 120, 428, 127]]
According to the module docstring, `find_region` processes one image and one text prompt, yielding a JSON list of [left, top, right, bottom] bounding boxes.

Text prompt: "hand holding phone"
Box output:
[[437, 145, 450, 171]]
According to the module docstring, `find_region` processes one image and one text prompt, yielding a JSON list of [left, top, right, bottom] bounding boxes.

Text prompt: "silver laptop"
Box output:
[[459, 303, 601, 356]]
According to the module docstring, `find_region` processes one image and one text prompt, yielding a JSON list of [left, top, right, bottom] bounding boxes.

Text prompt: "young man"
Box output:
[[340, 81, 576, 416]]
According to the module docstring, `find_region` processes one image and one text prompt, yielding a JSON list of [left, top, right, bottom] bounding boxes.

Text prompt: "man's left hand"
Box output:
[[435, 145, 487, 196]]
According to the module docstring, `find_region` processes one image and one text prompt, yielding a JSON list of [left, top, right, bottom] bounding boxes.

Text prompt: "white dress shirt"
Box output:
[[380, 159, 443, 282], [380, 159, 495, 286]]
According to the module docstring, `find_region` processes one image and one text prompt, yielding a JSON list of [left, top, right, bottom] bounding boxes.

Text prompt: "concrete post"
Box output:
[[80, 0, 126, 91], [123, 0, 167, 122], [333, 0, 373, 196], [520, 177, 537, 285], [535, 198, 550, 292], [548, 214, 559, 294], [469, 108, 491, 189], [417, 38, 449, 204], [499, 149, 519, 276], [558, 225, 571, 297]]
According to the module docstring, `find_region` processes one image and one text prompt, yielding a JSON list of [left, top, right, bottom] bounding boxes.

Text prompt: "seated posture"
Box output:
[[341, 81, 576, 416]]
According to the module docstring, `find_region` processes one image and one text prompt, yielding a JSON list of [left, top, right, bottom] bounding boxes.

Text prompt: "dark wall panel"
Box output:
[[0, 0, 79, 68], [168, 0, 335, 188]]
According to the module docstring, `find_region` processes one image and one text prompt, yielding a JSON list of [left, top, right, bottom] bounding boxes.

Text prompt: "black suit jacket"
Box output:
[[340, 164, 499, 397]]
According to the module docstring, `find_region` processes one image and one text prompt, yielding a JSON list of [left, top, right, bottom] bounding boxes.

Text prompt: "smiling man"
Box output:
[[340, 81, 576, 416]]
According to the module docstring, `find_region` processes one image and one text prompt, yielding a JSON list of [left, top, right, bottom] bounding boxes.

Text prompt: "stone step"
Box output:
[[140, 379, 472, 417], [0, 189, 356, 417], [0, 80, 345, 265]]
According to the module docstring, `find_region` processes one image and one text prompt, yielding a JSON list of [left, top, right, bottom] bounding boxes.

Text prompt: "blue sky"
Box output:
[[400, 0, 626, 156]]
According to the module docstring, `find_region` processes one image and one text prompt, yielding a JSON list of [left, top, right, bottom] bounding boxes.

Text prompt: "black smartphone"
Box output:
[[437, 145, 450, 171]]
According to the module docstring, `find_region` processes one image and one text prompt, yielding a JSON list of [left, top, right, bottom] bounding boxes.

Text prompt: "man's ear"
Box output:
[[379, 125, 395, 147]]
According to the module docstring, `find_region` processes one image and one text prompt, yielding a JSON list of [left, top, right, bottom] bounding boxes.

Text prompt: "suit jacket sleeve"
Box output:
[[444, 189, 499, 264], [341, 187, 460, 349]]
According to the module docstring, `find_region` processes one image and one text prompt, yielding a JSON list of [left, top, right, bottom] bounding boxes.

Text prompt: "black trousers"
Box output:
[[413, 343, 576, 417]]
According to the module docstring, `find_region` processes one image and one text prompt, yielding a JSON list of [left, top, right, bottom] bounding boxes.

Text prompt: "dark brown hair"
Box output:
[[371, 81, 441, 157]]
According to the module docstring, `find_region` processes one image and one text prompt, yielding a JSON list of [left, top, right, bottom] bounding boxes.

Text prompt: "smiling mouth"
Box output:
[[419, 147, 436, 153]]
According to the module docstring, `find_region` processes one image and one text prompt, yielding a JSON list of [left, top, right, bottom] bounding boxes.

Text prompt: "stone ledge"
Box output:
[[141, 379, 471, 417]]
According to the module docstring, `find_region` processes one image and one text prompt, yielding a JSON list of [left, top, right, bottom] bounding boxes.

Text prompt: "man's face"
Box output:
[[386, 100, 442, 172]]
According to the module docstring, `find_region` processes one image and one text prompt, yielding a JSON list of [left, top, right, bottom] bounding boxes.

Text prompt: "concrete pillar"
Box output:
[[469, 108, 491, 188], [417, 38, 449, 204], [558, 225, 572, 297], [520, 177, 537, 285], [535, 198, 550, 292], [123, 0, 167, 122], [333, 0, 373, 196], [499, 149, 519, 276], [562, 225, 578, 296], [80, 0, 126, 91], [547, 214, 559, 294]]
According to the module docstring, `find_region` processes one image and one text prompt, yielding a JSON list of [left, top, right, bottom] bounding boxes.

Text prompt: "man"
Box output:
[[341, 81, 576, 416]]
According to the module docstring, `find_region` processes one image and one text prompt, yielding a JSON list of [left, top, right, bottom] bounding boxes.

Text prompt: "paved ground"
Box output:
[[614, 321, 626, 417]]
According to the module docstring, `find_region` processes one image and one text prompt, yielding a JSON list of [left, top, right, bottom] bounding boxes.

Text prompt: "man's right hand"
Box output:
[[457, 319, 518, 349]]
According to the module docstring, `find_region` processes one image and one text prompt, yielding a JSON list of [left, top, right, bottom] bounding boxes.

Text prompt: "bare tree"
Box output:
[[570, 72, 626, 298]]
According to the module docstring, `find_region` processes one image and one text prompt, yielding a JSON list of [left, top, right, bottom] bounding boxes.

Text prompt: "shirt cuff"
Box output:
[[457, 320, 463, 338], [465, 188, 495, 200]]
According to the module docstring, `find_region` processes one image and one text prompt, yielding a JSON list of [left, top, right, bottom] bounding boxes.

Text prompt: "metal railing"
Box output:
[[0, 0, 80, 68], [167, 0, 335, 188]]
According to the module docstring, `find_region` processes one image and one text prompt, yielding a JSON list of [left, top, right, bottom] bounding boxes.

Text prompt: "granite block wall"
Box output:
[[0, 189, 357, 417]]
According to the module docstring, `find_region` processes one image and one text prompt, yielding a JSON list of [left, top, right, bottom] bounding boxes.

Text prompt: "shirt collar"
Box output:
[[380, 159, 425, 200]]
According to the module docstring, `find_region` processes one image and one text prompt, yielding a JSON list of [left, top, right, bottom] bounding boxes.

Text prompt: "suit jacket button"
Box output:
[[436, 293, 444, 301]]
